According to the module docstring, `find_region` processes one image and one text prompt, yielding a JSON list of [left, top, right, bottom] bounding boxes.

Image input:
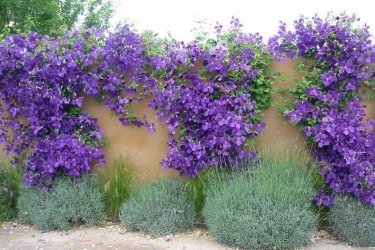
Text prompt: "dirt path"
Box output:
[[0, 222, 369, 250]]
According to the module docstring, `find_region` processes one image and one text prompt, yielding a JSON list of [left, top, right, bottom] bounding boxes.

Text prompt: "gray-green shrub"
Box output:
[[203, 155, 318, 249], [327, 195, 375, 247], [186, 159, 257, 220], [120, 178, 196, 236], [17, 174, 105, 230]]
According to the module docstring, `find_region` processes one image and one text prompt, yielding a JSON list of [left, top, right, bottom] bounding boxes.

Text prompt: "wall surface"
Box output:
[[362, 85, 375, 121], [83, 98, 178, 184], [254, 59, 310, 158], [82, 59, 375, 183]]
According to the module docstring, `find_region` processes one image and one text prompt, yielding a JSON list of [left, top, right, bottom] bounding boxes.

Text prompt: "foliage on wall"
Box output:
[[0, 18, 272, 186], [148, 17, 273, 176], [269, 13, 375, 206]]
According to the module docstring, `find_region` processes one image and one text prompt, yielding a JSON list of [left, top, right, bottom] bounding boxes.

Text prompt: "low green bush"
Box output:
[[17, 174, 105, 230], [97, 156, 134, 220], [327, 195, 375, 247], [0, 161, 22, 221], [203, 154, 318, 249], [186, 160, 257, 220], [120, 178, 196, 237]]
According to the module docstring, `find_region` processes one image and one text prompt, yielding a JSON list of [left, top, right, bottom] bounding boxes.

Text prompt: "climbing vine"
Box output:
[[148, 18, 273, 176], [0, 18, 272, 185], [269, 13, 375, 206]]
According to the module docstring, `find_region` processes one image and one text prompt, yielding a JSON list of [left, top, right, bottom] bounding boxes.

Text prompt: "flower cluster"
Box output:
[[0, 27, 160, 186], [149, 18, 272, 176], [24, 134, 104, 186], [0, 31, 107, 186], [269, 14, 375, 206], [87, 26, 156, 130], [0, 19, 272, 185]]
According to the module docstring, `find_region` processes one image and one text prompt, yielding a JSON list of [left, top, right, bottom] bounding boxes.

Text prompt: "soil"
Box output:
[[0, 222, 370, 250]]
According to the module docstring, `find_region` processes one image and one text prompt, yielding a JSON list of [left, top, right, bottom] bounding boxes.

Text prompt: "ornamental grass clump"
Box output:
[[203, 152, 318, 249], [0, 161, 22, 221], [327, 195, 375, 247], [96, 155, 135, 220], [185, 173, 206, 218], [17, 174, 105, 230], [120, 178, 196, 237]]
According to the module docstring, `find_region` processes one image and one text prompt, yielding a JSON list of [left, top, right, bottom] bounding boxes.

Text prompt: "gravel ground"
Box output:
[[0, 222, 370, 250]]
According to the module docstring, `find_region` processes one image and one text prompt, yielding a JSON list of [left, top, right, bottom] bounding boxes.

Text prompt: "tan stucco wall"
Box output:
[[254, 59, 310, 159], [82, 97, 179, 184], [361, 85, 375, 121]]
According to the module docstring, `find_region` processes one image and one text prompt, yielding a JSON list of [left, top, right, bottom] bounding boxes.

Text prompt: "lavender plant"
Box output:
[[203, 154, 318, 249], [327, 195, 375, 247], [120, 178, 196, 236], [17, 174, 105, 230]]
